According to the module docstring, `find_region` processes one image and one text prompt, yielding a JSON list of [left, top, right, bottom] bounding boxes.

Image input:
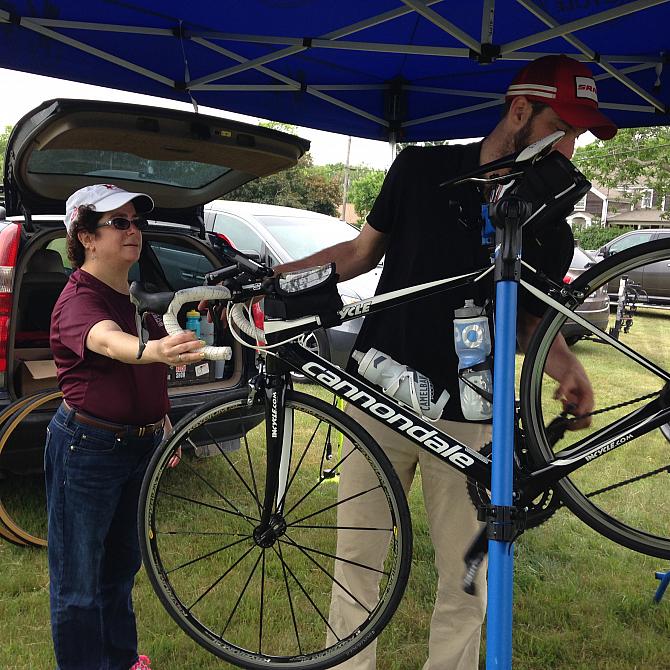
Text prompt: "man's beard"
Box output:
[[513, 116, 534, 153]]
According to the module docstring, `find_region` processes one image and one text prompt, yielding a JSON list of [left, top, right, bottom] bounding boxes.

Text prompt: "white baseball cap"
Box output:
[[64, 184, 154, 235]]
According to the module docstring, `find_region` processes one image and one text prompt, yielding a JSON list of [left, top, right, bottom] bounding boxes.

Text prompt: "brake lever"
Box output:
[[134, 310, 150, 360]]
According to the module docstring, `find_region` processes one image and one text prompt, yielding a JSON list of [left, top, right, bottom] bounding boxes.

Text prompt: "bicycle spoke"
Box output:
[[279, 417, 322, 508], [281, 533, 376, 614], [243, 430, 263, 517], [284, 535, 389, 579], [167, 534, 252, 575], [289, 524, 394, 531], [287, 484, 384, 526], [157, 488, 258, 525], [188, 544, 258, 613], [275, 540, 302, 655], [282, 447, 361, 518], [259, 550, 266, 653], [221, 551, 264, 637], [177, 456, 257, 526]]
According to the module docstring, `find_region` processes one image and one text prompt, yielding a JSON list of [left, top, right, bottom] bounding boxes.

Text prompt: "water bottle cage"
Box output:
[[458, 362, 494, 404], [383, 367, 438, 421]]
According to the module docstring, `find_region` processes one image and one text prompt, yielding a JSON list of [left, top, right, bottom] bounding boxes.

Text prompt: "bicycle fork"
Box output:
[[253, 367, 294, 548]]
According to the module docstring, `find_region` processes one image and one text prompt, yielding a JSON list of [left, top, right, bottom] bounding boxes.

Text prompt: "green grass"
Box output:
[[1, 311, 670, 669]]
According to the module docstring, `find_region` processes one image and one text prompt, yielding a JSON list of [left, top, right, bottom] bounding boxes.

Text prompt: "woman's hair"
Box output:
[[66, 205, 101, 269]]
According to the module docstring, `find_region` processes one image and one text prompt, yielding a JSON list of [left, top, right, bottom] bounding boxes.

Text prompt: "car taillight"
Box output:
[[252, 301, 266, 346], [0, 223, 22, 375], [215, 232, 235, 247]]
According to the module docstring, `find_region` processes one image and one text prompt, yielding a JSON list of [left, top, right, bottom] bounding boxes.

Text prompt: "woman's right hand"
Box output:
[[155, 330, 206, 367]]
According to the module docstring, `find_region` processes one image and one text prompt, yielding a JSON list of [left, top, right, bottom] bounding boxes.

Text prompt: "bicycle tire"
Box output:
[[520, 237, 670, 558], [0, 389, 62, 548], [139, 389, 412, 670]]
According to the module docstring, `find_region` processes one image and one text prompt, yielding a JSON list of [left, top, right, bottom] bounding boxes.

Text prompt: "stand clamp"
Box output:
[[479, 504, 527, 543]]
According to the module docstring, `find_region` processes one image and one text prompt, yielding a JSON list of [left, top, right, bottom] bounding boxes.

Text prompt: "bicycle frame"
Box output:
[[255, 263, 670, 508]]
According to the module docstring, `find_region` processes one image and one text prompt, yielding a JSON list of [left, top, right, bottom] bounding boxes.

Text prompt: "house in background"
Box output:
[[567, 182, 669, 230]]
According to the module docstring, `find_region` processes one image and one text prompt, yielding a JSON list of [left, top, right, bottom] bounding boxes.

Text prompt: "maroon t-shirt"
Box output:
[[50, 269, 169, 425]]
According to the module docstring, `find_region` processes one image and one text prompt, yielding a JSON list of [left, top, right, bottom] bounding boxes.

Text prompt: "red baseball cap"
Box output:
[[506, 55, 617, 140]]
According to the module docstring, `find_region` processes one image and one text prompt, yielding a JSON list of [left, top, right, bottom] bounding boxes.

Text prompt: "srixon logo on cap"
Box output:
[[575, 76, 598, 103]]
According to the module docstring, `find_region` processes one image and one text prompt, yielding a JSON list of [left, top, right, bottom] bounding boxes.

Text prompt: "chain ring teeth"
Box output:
[[466, 442, 562, 530]]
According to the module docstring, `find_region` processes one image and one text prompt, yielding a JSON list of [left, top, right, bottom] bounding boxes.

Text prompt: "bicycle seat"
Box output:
[[440, 130, 566, 189]]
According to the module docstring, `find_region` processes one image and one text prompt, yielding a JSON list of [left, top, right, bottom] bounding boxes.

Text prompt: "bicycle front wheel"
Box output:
[[521, 237, 670, 558], [139, 389, 411, 669]]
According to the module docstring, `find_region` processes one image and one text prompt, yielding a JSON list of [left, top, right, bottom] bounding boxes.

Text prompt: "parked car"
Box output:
[[203, 200, 382, 368], [0, 98, 309, 473], [596, 228, 670, 303], [561, 246, 610, 345]]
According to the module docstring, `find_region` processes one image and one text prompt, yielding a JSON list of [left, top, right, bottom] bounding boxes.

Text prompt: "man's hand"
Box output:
[[518, 310, 594, 429], [549, 355, 594, 429]]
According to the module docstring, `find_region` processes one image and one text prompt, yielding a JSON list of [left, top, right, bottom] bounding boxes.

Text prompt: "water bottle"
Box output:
[[453, 300, 493, 421], [185, 310, 201, 338], [200, 314, 215, 346], [352, 348, 449, 421]]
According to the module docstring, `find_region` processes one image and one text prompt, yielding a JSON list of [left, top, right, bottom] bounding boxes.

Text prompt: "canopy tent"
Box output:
[[0, 1, 669, 143]]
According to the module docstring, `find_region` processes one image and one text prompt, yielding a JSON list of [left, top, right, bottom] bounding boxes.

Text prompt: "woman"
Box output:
[[45, 184, 205, 670]]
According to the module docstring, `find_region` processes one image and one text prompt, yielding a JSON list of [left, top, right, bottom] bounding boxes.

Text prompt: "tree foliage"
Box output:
[[0, 125, 12, 176], [226, 121, 342, 216], [227, 152, 342, 216], [573, 127, 670, 204], [574, 225, 633, 251], [348, 170, 385, 225]]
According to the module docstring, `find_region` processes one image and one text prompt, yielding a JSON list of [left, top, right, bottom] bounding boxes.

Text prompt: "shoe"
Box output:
[[129, 655, 152, 670]]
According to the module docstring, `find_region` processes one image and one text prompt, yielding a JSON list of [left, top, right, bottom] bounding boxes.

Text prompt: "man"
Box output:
[[276, 55, 616, 669]]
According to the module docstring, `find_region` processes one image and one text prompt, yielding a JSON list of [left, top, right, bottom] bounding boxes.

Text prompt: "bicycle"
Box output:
[[131, 133, 670, 670]]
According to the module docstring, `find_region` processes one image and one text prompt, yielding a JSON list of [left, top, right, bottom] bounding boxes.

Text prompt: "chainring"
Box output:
[[466, 442, 563, 530]]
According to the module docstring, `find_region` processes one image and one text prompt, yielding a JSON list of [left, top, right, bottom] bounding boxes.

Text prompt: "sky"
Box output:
[[0, 68, 397, 170]]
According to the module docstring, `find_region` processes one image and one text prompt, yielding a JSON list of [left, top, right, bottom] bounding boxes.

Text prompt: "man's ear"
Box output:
[[506, 96, 533, 130]]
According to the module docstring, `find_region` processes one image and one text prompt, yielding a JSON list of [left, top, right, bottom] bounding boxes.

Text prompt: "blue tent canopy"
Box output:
[[0, 1, 669, 141]]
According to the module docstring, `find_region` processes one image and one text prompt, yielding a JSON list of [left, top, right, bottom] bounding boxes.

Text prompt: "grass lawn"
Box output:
[[1, 310, 670, 669]]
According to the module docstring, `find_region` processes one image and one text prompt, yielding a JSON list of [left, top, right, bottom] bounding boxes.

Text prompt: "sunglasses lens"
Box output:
[[109, 217, 148, 231]]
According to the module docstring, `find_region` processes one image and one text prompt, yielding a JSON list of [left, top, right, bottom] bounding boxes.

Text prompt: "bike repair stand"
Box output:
[[485, 195, 531, 669], [654, 569, 670, 603]]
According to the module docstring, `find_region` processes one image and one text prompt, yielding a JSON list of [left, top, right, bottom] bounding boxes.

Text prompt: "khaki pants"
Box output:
[[327, 405, 490, 670]]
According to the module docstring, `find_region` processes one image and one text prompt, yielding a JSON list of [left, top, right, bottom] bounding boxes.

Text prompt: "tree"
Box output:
[[573, 127, 670, 209], [574, 225, 633, 251], [348, 170, 385, 226], [227, 122, 342, 216], [0, 125, 12, 176]]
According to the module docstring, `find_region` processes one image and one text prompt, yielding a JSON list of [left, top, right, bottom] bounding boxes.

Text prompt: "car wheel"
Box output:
[[292, 328, 330, 383]]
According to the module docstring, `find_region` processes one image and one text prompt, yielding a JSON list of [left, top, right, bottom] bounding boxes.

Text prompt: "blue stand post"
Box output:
[[486, 279, 518, 670], [654, 570, 670, 603]]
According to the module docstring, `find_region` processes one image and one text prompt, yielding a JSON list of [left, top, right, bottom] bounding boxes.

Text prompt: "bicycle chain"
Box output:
[[467, 390, 665, 531]]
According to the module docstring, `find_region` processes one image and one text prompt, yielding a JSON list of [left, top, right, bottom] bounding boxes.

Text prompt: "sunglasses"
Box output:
[[97, 217, 149, 231]]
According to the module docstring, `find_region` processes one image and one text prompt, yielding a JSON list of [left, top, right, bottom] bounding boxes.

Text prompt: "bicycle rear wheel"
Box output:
[[139, 389, 411, 670], [521, 238, 670, 558]]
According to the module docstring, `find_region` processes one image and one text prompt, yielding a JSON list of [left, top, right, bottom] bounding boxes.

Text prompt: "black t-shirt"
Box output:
[[347, 142, 574, 421]]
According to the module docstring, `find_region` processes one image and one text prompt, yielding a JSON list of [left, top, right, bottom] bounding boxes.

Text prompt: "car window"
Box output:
[[214, 213, 265, 254], [609, 232, 655, 254], [257, 215, 358, 259], [46, 238, 73, 270], [129, 240, 215, 290], [571, 247, 596, 269]]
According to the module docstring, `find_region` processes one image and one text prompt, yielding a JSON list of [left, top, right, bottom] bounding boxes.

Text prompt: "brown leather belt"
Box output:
[[62, 400, 164, 438]]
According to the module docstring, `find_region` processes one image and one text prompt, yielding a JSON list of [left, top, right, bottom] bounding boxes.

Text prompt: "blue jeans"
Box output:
[[45, 403, 163, 670]]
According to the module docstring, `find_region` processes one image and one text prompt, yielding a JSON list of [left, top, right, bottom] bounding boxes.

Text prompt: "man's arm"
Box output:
[[275, 223, 388, 281], [517, 309, 593, 429]]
